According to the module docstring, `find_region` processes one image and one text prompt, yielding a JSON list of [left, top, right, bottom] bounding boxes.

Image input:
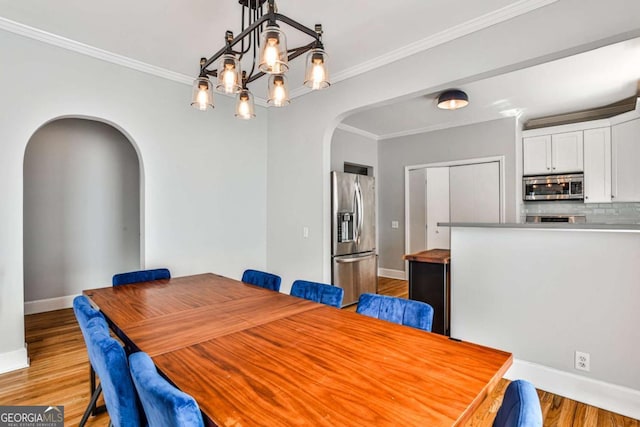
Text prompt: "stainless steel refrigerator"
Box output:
[[331, 171, 378, 306]]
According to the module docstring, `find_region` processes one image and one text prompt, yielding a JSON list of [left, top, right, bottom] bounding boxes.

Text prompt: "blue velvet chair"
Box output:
[[72, 296, 108, 427], [85, 318, 143, 427], [129, 352, 204, 427], [112, 268, 171, 286], [241, 269, 281, 292], [493, 380, 543, 427], [356, 293, 434, 332], [290, 280, 344, 308]]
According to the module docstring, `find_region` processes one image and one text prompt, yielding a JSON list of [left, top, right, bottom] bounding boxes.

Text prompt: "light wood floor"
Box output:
[[0, 278, 636, 426]]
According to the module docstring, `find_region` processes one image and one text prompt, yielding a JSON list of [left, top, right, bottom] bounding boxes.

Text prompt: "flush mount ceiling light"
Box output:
[[190, 0, 330, 119], [437, 89, 469, 110]]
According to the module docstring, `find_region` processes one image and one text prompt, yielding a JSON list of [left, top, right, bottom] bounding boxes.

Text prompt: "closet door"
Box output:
[[407, 168, 427, 254], [450, 162, 500, 223], [426, 167, 450, 250]]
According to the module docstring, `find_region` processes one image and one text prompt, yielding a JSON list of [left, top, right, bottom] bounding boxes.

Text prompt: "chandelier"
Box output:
[[191, 0, 330, 119]]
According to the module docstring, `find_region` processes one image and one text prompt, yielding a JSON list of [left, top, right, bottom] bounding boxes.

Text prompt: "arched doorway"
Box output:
[[23, 118, 141, 312]]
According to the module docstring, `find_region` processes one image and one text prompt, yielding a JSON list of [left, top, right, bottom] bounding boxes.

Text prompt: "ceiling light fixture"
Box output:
[[437, 89, 469, 110], [190, 0, 330, 119]]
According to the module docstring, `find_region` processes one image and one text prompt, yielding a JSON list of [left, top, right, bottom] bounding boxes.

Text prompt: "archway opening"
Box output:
[[23, 118, 141, 313]]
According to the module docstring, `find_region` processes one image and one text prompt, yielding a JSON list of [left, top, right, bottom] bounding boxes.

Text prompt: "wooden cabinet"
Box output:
[[583, 127, 611, 203], [612, 118, 640, 202], [523, 131, 583, 175]]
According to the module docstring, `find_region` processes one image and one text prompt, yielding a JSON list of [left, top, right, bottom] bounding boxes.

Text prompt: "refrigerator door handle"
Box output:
[[335, 252, 376, 263], [354, 179, 363, 244]]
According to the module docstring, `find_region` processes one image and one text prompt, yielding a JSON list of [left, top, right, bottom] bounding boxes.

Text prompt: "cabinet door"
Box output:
[[552, 131, 584, 173], [523, 135, 551, 175], [408, 168, 427, 253], [612, 119, 640, 202], [583, 127, 611, 203]]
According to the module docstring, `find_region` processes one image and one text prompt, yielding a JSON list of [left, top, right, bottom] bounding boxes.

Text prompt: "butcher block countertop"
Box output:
[[403, 249, 450, 264]]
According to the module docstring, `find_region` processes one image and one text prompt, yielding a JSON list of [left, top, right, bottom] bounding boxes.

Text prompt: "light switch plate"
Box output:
[[391, 221, 399, 229]]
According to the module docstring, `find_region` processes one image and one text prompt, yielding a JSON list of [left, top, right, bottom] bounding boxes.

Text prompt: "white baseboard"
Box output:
[[506, 359, 640, 420], [378, 268, 406, 280], [0, 345, 29, 375], [24, 294, 78, 315]]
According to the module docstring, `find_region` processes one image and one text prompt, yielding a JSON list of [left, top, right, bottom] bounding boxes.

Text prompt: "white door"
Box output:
[[450, 162, 500, 223], [407, 168, 426, 254], [552, 131, 584, 173], [426, 167, 450, 250]]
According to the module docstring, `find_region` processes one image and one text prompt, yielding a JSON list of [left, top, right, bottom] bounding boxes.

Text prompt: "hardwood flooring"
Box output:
[[0, 277, 636, 426]]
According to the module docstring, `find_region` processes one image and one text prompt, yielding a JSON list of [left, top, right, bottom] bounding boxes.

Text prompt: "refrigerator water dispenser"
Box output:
[[337, 212, 354, 242]]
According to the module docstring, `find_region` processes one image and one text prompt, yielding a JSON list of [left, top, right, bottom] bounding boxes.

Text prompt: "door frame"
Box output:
[[404, 156, 505, 279]]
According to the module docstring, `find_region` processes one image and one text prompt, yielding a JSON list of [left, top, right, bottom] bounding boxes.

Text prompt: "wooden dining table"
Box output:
[[84, 273, 512, 426]]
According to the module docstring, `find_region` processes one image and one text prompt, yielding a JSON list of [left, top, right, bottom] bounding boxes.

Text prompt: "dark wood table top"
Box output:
[[85, 273, 512, 426], [153, 305, 512, 427], [84, 273, 319, 356]]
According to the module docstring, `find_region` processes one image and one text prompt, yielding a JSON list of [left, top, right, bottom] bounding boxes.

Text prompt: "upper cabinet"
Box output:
[[612, 118, 640, 202], [523, 131, 583, 176], [583, 127, 611, 203]]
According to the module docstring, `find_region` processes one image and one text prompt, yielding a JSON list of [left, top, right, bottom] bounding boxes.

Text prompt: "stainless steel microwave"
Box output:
[[523, 173, 584, 201]]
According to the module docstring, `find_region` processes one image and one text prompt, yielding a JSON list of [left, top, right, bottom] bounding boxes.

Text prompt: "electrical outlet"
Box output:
[[391, 221, 399, 229], [575, 351, 590, 372]]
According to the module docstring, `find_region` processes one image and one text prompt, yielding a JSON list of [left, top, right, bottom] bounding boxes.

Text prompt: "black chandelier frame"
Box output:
[[197, 0, 325, 88]]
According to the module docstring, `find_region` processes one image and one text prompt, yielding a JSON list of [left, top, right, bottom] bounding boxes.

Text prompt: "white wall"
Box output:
[[24, 118, 140, 304], [450, 226, 640, 418], [0, 30, 268, 373], [330, 128, 378, 175], [267, 0, 640, 291]]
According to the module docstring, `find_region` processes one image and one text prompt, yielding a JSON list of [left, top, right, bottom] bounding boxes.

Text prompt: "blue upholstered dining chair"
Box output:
[[85, 317, 143, 427], [290, 280, 344, 308], [129, 352, 204, 427], [72, 296, 108, 427], [112, 268, 171, 286], [356, 293, 434, 332], [241, 269, 282, 292], [493, 380, 543, 427]]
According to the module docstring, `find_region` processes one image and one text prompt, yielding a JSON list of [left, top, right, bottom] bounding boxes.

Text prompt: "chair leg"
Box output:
[[79, 383, 102, 427]]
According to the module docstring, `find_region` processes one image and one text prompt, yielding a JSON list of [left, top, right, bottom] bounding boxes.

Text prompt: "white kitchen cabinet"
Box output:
[[612, 118, 640, 202], [552, 131, 583, 173], [523, 135, 551, 175], [583, 127, 611, 203], [523, 131, 583, 175]]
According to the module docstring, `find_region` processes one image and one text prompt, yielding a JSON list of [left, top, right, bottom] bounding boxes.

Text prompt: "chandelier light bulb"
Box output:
[[304, 49, 330, 90], [216, 54, 241, 94], [191, 77, 214, 111], [268, 74, 290, 107], [259, 26, 288, 74], [235, 89, 255, 120]]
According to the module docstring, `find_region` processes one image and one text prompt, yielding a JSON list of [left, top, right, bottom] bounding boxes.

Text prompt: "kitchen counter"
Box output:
[[403, 249, 450, 264], [439, 222, 640, 231]]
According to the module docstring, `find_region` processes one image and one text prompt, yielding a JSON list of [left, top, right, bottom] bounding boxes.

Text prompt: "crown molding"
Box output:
[[335, 123, 380, 141], [0, 16, 194, 85], [377, 114, 509, 141], [1, 0, 558, 103], [291, 0, 559, 99]]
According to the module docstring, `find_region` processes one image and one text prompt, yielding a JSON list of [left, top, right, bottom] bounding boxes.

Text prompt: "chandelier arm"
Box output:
[[273, 13, 320, 41], [199, 13, 271, 75]]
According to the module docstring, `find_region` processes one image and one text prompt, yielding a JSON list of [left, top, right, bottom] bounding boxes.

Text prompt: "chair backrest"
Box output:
[[73, 296, 109, 364], [290, 280, 344, 308], [356, 293, 434, 332], [85, 320, 142, 427], [241, 269, 281, 292], [112, 268, 171, 286], [493, 380, 543, 427], [129, 352, 204, 427]]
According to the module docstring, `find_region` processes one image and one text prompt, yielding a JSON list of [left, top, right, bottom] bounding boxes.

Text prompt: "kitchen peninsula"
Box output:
[[442, 222, 640, 420]]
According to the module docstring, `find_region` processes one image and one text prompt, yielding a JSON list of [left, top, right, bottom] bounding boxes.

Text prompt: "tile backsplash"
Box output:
[[521, 201, 640, 224]]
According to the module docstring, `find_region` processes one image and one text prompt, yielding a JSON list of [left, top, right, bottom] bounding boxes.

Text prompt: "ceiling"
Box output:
[[1, 1, 638, 135]]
